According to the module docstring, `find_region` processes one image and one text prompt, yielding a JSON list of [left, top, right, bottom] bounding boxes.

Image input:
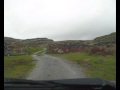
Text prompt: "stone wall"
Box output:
[[48, 42, 87, 53]]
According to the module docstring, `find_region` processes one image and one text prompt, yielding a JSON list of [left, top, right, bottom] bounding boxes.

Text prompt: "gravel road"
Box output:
[[26, 54, 85, 80]]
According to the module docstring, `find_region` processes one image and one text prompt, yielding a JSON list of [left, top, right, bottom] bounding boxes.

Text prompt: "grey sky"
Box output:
[[4, 0, 116, 41]]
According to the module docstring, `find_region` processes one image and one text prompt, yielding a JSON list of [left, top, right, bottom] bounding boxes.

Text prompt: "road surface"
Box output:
[[26, 53, 85, 80]]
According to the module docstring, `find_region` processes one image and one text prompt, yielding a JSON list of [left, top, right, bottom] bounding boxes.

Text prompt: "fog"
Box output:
[[4, 0, 116, 41]]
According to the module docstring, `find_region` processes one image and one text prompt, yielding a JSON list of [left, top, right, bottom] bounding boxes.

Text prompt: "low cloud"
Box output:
[[4, 0, 116, 41]]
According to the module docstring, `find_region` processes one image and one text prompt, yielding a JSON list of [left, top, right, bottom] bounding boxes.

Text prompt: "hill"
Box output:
[[4, 32, 116, 55], [93, 32, 116, 44], [4, 37, 54, 56]]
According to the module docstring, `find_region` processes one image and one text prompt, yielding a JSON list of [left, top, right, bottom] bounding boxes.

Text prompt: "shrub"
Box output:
[[89, 46, 107, 55]]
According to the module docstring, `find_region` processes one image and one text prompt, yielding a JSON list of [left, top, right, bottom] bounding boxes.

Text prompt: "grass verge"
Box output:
[[48, 52, 116, 80], [4, 55, 35, 79]]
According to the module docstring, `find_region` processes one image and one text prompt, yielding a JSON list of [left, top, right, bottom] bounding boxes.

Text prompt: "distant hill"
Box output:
[[4, 32, 116, 55], [4, 37, 54, 56], [21, 38, 54, 47], [93, 32, 116, 43], [4, 37, 54, 45], [53, 32, 116, 46], [4, 37, 21, 44]]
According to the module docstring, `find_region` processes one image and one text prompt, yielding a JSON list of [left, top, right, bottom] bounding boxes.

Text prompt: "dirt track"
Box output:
[[26, 54, 85, 80]]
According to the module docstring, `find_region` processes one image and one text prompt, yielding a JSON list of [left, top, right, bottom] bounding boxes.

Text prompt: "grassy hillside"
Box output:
[[4, 37, 53, 56], [4, 37, 22, 43], [93, 32, 116, 43], [4, 55, 35, 78], [21, 38, 54, 47]]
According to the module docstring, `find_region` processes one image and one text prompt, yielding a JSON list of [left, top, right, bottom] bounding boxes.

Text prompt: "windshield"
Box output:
[[4, 0, 116, 82]]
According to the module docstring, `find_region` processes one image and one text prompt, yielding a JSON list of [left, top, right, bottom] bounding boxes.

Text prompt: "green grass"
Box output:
[[4, 55, 35, 79], [28, 47, 43, 54], [36, 51, 43, 56], [48, 52, 116, 80]]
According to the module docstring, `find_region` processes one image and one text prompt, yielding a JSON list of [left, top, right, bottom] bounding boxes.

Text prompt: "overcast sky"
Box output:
[[4, 0, 116, 41]]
